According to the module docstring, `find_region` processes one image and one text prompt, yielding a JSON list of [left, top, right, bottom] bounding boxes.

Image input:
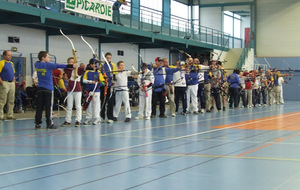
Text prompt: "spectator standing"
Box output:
[[0, 50, 16, 120]]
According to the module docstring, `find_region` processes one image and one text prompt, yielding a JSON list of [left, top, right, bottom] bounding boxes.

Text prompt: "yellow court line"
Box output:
[[1, 153, 300, 162]]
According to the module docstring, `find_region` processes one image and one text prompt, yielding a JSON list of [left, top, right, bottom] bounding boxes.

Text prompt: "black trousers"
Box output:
[[197, 83, 205, 109], [228, 87, 239, 108], [35, 87, 52, 126], [152, 91, 165, 116], [100, 86, 114, 120], [175, 87, 187, 113], [211, 88, 221, 110]]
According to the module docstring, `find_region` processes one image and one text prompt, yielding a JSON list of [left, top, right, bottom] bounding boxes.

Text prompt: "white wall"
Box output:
[[0, 24, 173, 86], [256, 0, 300, 57], [101, 43, 139, 70], [0, 25, 45, 84], [200, 7, 222, 31], [140, 48, 170, 65]]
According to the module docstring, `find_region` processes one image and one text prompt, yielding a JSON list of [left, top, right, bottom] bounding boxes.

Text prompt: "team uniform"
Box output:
[[82, 69, 105, 125], [151, 66, 166, 117], [185, 65, 199, 113], [0, 59, 15, 120], [63, 66, 85, 126], [100, 62, 117, 122], [34, 61, 67, 128], [164, 66, 179, 116], [227, 72, 241, 108], [173, 69, 187, 114], [113, 70, 132, 121], [136, 69, 154, 120]]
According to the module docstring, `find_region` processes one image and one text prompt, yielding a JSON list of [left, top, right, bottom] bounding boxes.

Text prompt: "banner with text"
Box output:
[[65, 0, 113, 21]]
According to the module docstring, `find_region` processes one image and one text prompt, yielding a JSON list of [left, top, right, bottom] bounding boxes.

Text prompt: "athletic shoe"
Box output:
[[263, 104, 267, 107], [61, 121, 71, 127], [135, 115, 143, 120], [181, 111, 187, 115], [171, 114, 176, 117], [107, 119, 114, 124], [159, 115, 167, 118], [7, 116, 17, 120], [93, 119, 101, 125], [113, 117, 118, 122], [223, 107, 226, 111], [46, 124, 58, 130], [75, 121, 80, 127], [193, 111, 198, 114], [151, 114, 156, 118], [35, 124, 41, 130], [145, 116, 150, 120], [124, 118, 131, 122], [83, 120, 91, 125], [258, 104, 261, 107]]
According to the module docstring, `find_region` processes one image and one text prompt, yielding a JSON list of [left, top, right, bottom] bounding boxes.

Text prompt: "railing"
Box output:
[[4, 0, 242, 49], [235, 35, 254, 70]]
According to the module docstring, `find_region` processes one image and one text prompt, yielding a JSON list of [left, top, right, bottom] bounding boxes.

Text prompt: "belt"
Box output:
[[3, 80, 13, 82]]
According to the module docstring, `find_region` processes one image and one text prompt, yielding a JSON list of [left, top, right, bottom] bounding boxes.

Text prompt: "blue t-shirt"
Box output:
[[35, 61, 67, 91], [227, 73, 240, 88], [0, 60, 15, 81]]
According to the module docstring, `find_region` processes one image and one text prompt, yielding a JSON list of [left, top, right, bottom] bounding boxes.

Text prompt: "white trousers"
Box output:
[[113, 90, 131, 118], [279, 86, 284, 103], [138, 89, 152, 117], [66, 91, 82, 123], [85, 92, 101, 122], [186, 84, 198, 112]]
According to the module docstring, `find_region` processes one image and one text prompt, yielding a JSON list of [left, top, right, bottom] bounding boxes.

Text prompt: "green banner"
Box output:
[[65, 0, 113, 21]]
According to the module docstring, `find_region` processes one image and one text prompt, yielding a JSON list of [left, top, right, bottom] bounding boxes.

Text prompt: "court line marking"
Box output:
[[1, 106, 299, 142], [1, 153, 300, 163], [274, 170, 300, 190], [237, 132, 300, 157], [1, 110, 300, 176]]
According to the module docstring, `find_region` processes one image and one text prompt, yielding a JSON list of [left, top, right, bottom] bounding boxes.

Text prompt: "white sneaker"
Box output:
[[200, 109, 205, 114], [145, 116, 150, 120], [171, 114, 176, 117], [263, 104, 267, 107], [135, 115, 143, 120], [93, 119, 101, 125], [258, 104, 261, 107], [83, 120, 91, 125], [107, 119, 114, 124]]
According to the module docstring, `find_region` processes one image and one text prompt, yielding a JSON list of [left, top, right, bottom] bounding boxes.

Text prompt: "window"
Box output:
[[223, 11, 241, 38]]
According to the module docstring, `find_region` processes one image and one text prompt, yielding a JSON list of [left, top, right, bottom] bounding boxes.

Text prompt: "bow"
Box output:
[[282, 59, 294, 82], [81, 35, 101, 65], [60, 29, 78, 79], [60, 29, 78, 103]]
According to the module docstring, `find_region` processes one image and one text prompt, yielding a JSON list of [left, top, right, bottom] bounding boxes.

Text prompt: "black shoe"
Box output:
[[113, 117, 118, 122], [223, 107, 226, 111], [7, 116, 17, 120], [46, 124, 58, 130], [124, 118, 131, 122], [61, 121, 71, 127], [151, 114, 156, 118], [35, 124, 41, 130], [181, 111, 187, 115], [159, 115, 167, 118], [75, 121, 80, 127]]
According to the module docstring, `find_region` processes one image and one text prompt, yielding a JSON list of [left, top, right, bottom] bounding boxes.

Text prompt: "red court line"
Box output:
[[237, 132, 300, 157], [212, 111, 300, 131]]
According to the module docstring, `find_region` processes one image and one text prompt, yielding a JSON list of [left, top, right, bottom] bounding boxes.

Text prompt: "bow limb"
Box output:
[[101, 51, 112, 73], [81, 35, 100, 61], [131, 64, 138, 72], [60, 29, 78, 79]]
